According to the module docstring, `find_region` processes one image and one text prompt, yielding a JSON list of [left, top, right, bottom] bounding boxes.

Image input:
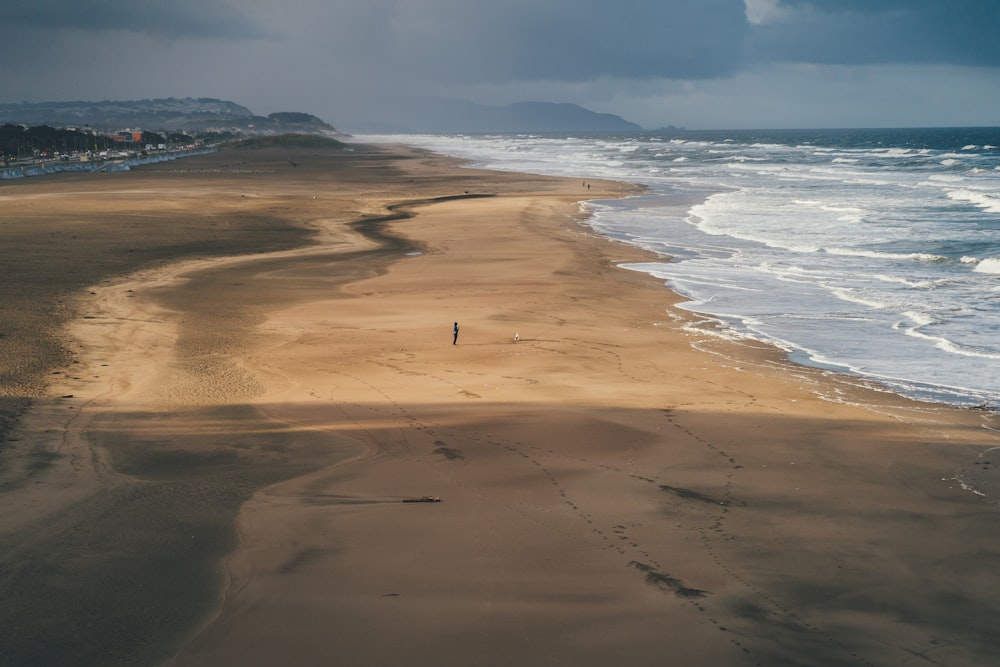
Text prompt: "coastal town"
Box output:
[[0, 98, 342, 177], [0, 123, 221, 177]]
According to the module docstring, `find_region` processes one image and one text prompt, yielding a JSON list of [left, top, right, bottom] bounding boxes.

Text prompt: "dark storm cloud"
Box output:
[[319, 0, 999, 88], [365, 0, 750, 84], [4, 0, 267, 39], [4, 0, 997, 89], [331, 0, 1000, 86], [1, 0, 997, 130], [749, 0, 1000, 67]]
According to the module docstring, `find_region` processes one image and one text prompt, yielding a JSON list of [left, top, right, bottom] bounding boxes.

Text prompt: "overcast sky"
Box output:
[[3, 0, 998, 130]]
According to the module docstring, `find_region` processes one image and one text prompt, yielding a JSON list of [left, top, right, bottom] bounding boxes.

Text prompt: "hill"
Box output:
[[231, 134, 346, 149], [0, 96, 644, 136], [0, 98, 342, 136], [346, 99, 642, 134]]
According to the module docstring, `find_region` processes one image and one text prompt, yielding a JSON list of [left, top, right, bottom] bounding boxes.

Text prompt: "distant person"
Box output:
[[453, 321, 459, 345]]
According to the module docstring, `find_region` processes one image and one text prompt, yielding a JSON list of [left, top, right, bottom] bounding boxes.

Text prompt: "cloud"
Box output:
[[0, 0, 997, 130], [377, 0, 750, 84], [591, 63, 1000, 129], [4, 0, 268, 39], [747, 0, 1000, 67]]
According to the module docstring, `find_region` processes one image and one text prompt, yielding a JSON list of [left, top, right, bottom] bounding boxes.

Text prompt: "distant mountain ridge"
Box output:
[[0, 96, 643, 136], [0, 97, 341, 135], [345, 98, 643, 134]]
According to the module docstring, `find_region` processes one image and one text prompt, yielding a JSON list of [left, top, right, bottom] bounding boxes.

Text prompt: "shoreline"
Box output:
[[2, 143, 1000, 666], [371, 131, 1000, 412]]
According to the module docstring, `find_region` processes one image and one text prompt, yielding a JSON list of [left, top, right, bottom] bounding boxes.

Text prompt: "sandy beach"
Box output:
[[2, 140, 1000, 667]]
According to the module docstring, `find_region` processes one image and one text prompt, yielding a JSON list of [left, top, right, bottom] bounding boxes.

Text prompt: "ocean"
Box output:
[[360, 129, 1000, 408]]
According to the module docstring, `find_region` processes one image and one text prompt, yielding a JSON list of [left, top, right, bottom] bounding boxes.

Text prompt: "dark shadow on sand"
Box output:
[[2, 399, 1000, 666], [0, 403, 362, 667]]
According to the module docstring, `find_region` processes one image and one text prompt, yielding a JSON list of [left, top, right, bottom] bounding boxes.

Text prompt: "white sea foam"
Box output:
[[903, 328, 1000, 360], [872, 148, 917, 158], [873, 274, 941, 289], [820, 204, 865, 223], [824, 247, 949, 263], [973, 258, 1000, 274], [828, 287, 896, 310], [948, 189, 1000, 213], [903, 310, 939, 327]]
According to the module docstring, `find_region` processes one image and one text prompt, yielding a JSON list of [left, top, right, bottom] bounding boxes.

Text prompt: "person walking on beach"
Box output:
[[453, 321, 459, 345]]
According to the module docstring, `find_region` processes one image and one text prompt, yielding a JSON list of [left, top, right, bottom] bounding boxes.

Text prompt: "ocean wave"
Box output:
[[901, 327, 1000, 360], [824, 247, 949, 263], [902, 310, 940, 327], [819, 204, 865, 223], [948, 189, 1000, 213], [973, 258, 1000, 274], [872, 274, 944, 289], [829, 287, 898, 310], [871, 148, 918, 158]]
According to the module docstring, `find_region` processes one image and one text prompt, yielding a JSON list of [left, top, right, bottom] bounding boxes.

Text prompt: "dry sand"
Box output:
[[2, 141, 1000, 667]]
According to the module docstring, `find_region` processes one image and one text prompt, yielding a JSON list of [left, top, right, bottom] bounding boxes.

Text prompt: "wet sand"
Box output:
[[1, 142, 999, 667]]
